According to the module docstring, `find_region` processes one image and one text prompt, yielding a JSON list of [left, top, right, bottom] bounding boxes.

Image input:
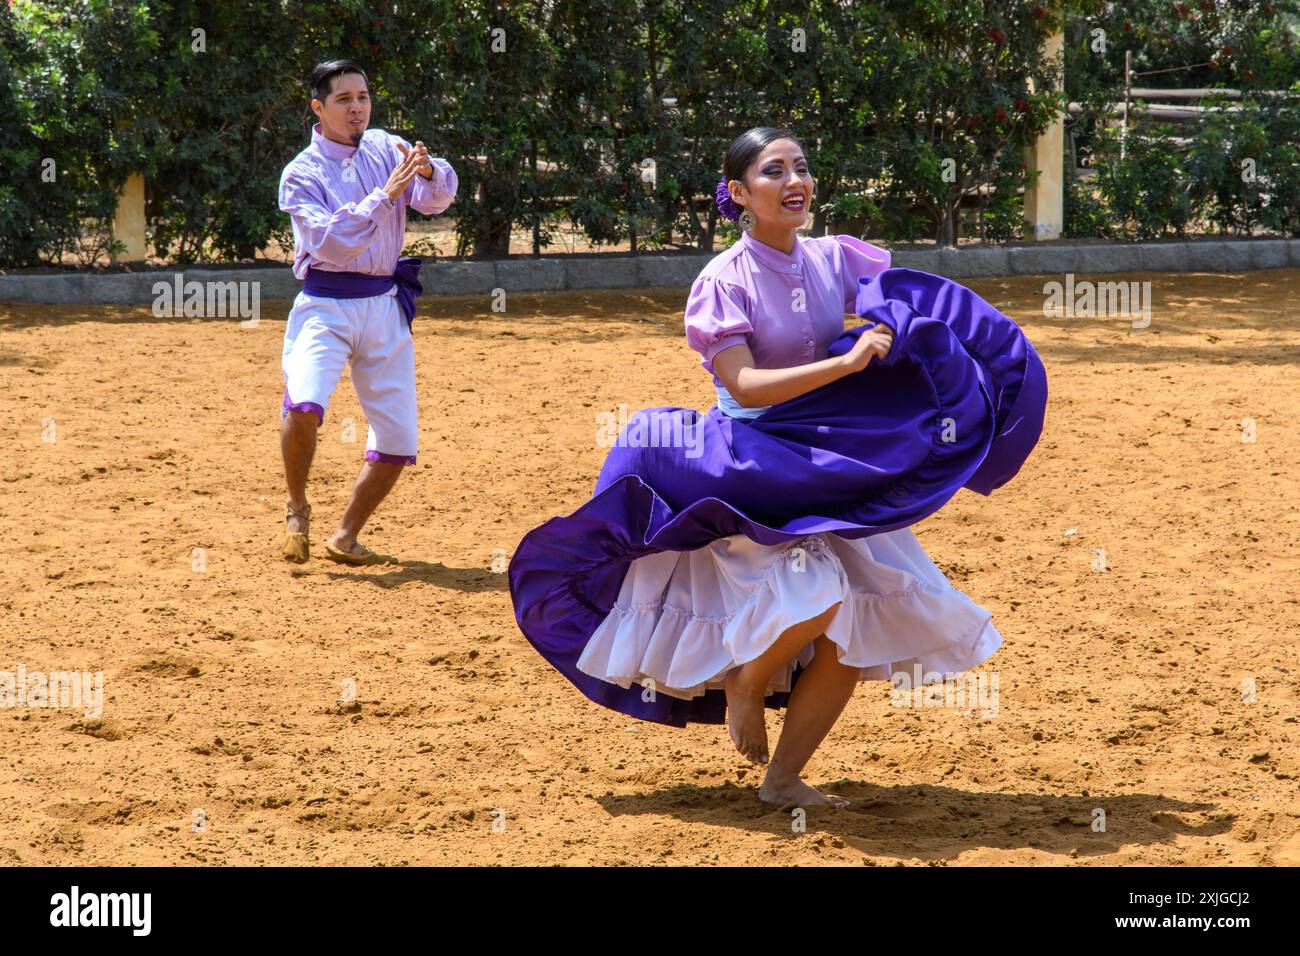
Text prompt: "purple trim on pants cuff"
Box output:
[[365, 450, 417, 466], [282, 391, 324, 425]]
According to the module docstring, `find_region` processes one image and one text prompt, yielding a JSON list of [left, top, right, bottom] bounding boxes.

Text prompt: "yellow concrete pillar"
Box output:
[[111, 172, 148, 262], [1023, 27, 1065, 241]]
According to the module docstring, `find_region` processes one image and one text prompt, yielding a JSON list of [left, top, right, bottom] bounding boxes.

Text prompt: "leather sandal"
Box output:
[[282, 502, 312, 563], [323, 538, 395, 566]]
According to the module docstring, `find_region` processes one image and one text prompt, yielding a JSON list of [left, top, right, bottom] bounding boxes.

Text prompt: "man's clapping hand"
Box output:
[[383, 141, 432, 203], [401, 141, 433, 180]]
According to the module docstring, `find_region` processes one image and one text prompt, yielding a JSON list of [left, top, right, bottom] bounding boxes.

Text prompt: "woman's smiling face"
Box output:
[[730, 139, 813, 228]]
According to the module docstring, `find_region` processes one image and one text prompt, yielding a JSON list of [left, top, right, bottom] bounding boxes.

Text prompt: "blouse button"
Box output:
[[790, 263, 799, 271]]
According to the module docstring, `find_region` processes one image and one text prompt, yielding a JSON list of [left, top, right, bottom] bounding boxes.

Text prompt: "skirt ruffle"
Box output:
[[576, 529, 1001, 701]]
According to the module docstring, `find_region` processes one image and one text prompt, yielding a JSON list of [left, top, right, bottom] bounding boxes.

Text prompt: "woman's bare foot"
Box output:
[[758, 773, 850, 809], [723, 667, 769, 765]]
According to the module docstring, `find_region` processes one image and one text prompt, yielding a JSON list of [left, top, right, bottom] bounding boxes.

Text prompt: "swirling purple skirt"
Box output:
[[508, 268, 1048, 726]]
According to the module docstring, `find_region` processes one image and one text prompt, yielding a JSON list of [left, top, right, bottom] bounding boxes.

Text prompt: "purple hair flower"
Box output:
[[714, 178, 742, 221]]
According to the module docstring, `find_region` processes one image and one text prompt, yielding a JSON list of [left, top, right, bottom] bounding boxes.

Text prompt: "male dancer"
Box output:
[[278, 59, 457, 564]]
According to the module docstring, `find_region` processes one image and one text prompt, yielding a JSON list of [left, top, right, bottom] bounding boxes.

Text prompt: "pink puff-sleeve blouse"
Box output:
[[683, 230, 892, 389]]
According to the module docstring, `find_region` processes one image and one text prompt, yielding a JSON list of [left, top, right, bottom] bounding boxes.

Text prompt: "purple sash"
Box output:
[[303, 256, 424, 328]]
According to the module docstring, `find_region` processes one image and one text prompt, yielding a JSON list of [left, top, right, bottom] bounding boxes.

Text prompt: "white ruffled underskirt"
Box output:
[[576, 528, 1002, 702]]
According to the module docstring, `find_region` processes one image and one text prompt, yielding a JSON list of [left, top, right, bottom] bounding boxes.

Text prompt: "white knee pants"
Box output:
[[280, 287, 418, 465]]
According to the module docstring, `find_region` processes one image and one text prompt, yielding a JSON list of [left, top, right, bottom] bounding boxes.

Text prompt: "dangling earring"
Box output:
[[738, 207, 755, 232]]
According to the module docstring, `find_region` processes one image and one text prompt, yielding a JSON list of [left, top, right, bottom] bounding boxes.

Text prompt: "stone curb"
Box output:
[[2, 238, 1297, 305]]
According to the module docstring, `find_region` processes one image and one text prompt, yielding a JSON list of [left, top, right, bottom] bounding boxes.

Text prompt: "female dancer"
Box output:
[[510, 127, 1047, 808]]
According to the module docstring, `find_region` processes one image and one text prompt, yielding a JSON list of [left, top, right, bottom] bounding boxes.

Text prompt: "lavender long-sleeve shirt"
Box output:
[[278, 123, 458, 279]]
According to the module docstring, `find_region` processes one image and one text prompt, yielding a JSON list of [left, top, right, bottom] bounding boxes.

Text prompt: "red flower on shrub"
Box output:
[[995, 106, 1008, 124], [1015, 97, 1029, 113], [985, 27, 1005, 45], [1122, 20, 1133, 32], [1031, 4, 1046, 19]]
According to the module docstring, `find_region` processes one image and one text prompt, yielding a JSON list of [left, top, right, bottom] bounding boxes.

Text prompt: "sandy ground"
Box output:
[[1, 269, 1297, 867]]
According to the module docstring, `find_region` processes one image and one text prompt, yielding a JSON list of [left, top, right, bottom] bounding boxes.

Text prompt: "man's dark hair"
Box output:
[[310, 60, 368, 103]]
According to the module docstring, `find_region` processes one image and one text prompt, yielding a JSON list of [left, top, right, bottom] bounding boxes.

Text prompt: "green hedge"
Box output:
[[1064, 0, 1300, 239], [6, 0, 1299, 267]]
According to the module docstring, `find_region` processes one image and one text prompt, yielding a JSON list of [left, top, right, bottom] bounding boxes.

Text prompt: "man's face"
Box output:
[[312, 72, 371, 146]]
